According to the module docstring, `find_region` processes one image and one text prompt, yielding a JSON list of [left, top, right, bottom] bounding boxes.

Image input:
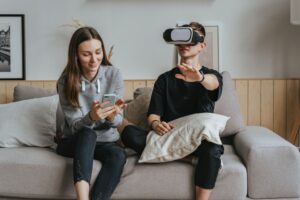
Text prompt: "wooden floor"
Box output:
[[0, 78, 299, 146]]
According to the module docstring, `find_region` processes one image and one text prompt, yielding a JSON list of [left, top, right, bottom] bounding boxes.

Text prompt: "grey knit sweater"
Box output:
[[57, 65, 124, 142]]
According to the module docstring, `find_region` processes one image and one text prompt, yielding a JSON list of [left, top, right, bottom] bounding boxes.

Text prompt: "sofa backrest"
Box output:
[[12, 71, 246, 138], [13, 85, 64, 139], [215, 71, 245, 137]]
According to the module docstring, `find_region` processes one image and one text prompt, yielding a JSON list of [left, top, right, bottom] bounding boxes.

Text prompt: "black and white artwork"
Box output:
[[0, 23, 11, 72], [0, 15, 25, 80]]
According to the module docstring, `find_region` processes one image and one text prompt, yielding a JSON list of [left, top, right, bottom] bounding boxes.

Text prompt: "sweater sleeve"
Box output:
[[57, 78, 95, 134]]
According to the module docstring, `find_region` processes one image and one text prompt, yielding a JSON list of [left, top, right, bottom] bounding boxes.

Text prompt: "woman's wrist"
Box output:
[[89, 111, 97, 122]]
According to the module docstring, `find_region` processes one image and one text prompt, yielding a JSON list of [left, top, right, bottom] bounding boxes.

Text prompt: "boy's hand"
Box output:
[[175, 63, 204, 82], [152, 121, 174, 136]]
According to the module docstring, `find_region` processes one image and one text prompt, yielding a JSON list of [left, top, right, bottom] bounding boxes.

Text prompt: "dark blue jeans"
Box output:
[[121, 125, 224, 189], [56, 127, 126, 200]]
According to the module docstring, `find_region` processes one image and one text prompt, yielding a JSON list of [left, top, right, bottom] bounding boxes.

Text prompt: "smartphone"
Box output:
[[102, 94, 116, 108]]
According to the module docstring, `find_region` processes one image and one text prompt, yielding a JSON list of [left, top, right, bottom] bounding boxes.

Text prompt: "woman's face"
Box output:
[[77, 39, 103, 78]]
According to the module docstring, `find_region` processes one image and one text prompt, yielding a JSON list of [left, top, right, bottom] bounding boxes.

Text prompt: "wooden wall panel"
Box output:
[[30, 81, 44, 88], [261, 80, 274, 130], [146, 80, 155, 88], [133, 80, 147, 90], [124, 81, 134, 100], [43, 81, 57, 91], [0, 82, 6, 104], [274, 80, 287, 138], [235, 80, 248, 124], [248, 80, 261, 126], [286, 80, 300, 143], [6, 81, 20, 103]]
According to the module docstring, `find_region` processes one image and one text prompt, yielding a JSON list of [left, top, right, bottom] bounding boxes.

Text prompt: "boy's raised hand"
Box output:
[[175, 63, 203, 82]]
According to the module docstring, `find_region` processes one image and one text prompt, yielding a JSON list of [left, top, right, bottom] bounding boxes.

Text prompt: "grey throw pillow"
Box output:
[[124, 91, 152, 130], [133, 87, 153, 99], [13, 84, 64, 138], [0, 95, 58, 148], [14, 84, 56, 102]]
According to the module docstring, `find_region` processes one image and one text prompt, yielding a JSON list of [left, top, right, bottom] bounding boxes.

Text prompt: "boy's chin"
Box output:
[[179, 54, 191, 60]]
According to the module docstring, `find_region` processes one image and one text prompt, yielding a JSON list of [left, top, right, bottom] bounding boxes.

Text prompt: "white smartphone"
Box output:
[[102, 94, 116, 108]]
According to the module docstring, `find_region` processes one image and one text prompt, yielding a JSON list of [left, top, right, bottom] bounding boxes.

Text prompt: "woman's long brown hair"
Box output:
[[59, 27, 111, 108]]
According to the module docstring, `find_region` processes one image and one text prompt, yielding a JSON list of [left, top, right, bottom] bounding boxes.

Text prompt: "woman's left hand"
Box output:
[[106, 99, 126, 122]]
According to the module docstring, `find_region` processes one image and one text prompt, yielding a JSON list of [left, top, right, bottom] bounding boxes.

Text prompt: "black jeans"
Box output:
[[56, 127, 126, 200], [121, 125, 224, 189]]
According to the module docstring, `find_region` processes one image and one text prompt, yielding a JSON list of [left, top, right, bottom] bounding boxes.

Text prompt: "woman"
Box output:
[[56, 26, 126, 200]]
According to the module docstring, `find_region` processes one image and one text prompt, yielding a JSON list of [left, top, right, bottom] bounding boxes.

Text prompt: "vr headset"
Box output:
[[163, 27, 204, 45]]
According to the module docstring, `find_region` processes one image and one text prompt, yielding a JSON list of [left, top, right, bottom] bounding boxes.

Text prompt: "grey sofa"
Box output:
[[0, 71, 299, 200]]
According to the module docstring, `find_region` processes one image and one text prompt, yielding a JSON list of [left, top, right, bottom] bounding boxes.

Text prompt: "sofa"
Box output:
[[0, 71, 299, 200]]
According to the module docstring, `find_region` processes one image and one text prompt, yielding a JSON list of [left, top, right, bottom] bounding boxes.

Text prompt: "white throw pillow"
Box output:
[[0, 95, 58, 148], [139, 113, 230, 163]]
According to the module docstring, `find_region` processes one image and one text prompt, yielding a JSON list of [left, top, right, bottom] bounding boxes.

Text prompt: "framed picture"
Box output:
[[0, 14, 25, 80], [176, 25, 219, 71]]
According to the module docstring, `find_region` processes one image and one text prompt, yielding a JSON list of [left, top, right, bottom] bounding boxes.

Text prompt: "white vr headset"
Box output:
[[163, 27, 204, 45]]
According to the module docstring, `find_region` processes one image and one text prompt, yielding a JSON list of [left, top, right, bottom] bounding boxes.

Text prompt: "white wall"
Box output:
[[1, 0, 300, 80]]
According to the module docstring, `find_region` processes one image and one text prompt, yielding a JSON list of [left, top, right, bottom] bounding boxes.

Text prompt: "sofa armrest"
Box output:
[[233, 126, 300, 199]]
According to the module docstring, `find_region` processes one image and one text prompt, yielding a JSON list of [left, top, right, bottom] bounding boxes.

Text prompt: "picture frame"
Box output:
[[0, 14, 25, 80], [176, 25, 219, 71]]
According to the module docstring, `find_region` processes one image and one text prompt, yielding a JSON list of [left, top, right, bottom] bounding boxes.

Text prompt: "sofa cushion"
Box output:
[[139, 113, 228, 163], [133, 87, 153, 99], [215, 71, 245, 137], [0, 145, 246, 200], [112, 145, 247, 200], [13, 84, 64, 137], [0, 147, 136, 199], [0, 147, 100, 199], [124, 92, 152, 131], [0, 95, 58, 148], [13, 84, 56, 102]]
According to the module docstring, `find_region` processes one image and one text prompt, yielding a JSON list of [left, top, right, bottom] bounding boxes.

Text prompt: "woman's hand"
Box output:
[[175, 63, 203, 82], [106, 99, 126, 122], [89, 100, 116, 122], [152, 120, 174, 136]]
